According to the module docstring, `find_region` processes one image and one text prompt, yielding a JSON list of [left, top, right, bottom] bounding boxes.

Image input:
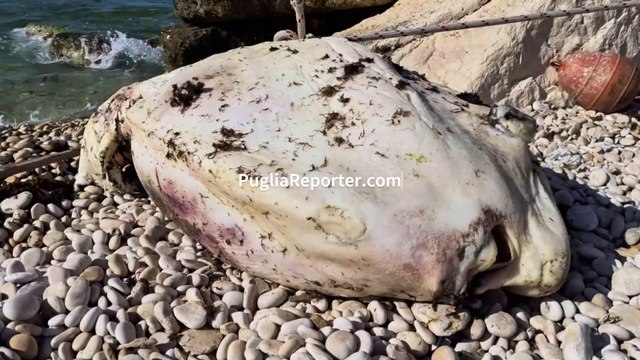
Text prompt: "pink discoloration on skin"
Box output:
[[148, 175, 247, 268], [159, 179, 198, 217]]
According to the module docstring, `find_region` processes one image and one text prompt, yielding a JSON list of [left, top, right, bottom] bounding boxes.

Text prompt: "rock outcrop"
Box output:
[[162, 3, 394, 69], [160, 26, 243, 70], [174, 0, 395, 24], [49, 32, 112, 67], [338, 0, 640, 109], [25, 25, 161, 68]]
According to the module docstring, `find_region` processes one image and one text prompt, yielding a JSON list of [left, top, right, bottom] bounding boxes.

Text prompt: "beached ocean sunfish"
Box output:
[[75, 37, 570, 302]]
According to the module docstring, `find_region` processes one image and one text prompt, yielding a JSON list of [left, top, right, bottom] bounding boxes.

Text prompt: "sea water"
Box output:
[[0, 0, 176, 124]]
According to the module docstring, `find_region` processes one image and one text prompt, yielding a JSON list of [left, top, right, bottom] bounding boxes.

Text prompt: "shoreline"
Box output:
[[0, 104, 640, 359]]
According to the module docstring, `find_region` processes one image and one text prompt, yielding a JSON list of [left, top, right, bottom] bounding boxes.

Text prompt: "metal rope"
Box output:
[[343, 1, 640, 42]]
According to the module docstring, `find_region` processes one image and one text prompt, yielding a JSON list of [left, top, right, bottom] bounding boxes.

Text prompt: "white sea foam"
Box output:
[[8, 28, 57, 64], [9, 27, 163, 69], [85, 30, 163, 69], [0, 113, 18, 127], [0, 110, 50, 127]]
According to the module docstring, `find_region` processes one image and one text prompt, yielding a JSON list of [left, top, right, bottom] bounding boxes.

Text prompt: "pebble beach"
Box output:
[[1, 101, 640, 360]]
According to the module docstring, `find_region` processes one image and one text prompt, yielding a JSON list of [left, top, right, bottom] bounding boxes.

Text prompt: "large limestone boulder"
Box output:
[[175, 0, 395, 24], [75, 37, 570, 301], [337, 0, 640, 108]]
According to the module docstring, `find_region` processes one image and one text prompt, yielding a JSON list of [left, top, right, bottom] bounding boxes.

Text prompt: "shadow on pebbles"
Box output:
[[0, 102, 640, 360]]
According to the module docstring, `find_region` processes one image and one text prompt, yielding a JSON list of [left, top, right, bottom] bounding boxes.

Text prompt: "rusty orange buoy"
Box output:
[[550, 51, 640, 114]]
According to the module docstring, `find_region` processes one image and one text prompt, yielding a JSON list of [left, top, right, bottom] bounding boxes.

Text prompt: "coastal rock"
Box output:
[[25, 23, 67, 40], [174, 0, 394, 23], [50, 32, 112, 67], [26, 26, 160, 68], [75, 37, 570, 301], [160, 25, 242, 70], [338, 0, 640, 108], [161, 7, 394, 69]]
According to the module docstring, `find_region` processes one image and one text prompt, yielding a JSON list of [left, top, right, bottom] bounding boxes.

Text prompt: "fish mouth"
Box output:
[[467, 223, 517, 294], [465, 167, 571, 297]]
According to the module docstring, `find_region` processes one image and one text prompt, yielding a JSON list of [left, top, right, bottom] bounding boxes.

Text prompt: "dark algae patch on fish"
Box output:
[[206, 126, 250, 159], [319, 85, 341, 97], [169, 78, 212, 113], [219, 126, 251, 139], [332, 136, 354, 148], [338, 61, 365, 81], [165, 132, 192, 163], [322, 112, 347, 134], [207, 140, 248, 159], [390, 109, 411, 125]]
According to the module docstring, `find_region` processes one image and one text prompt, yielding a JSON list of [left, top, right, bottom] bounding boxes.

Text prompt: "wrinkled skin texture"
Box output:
[[76, 37, 570, 302]]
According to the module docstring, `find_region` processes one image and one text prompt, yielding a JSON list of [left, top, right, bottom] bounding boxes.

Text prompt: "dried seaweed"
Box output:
[[169, 79, 212, 112], [322, 112, 347, 135], [319, 85, 341, 97], [338, 61, 365, 81]]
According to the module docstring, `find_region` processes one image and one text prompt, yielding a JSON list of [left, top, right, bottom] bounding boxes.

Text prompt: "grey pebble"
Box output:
[[562, 323, 593, 360], [5, 271, 37, 284], [79, 307, 102, 332], [540, 299, 564, 322], [325, 330, 358, 360], [306, 343, 333, 360], [612, 265, 640, 296], [566, 206, 599, 231], [174, 302, 207, 329], [3, 293, 40, 321], [65, 277, 90, 310], [625, 228, 640, 246], [257, 288, 288, 309], [115, 321, 136, 344], [484, 312, 518, 339], [1, 191, 33, 214], [64, 305, 89, 327], [154, 301, 180, 334]]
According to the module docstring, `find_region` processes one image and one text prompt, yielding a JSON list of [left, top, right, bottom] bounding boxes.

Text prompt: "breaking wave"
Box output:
[[6, 28, 56, 64], [8, 27, 163, 70], [0, 109, 59, 127]]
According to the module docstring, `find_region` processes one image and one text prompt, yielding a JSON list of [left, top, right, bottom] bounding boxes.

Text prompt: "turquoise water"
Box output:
[[0, 0, 177, 124]]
